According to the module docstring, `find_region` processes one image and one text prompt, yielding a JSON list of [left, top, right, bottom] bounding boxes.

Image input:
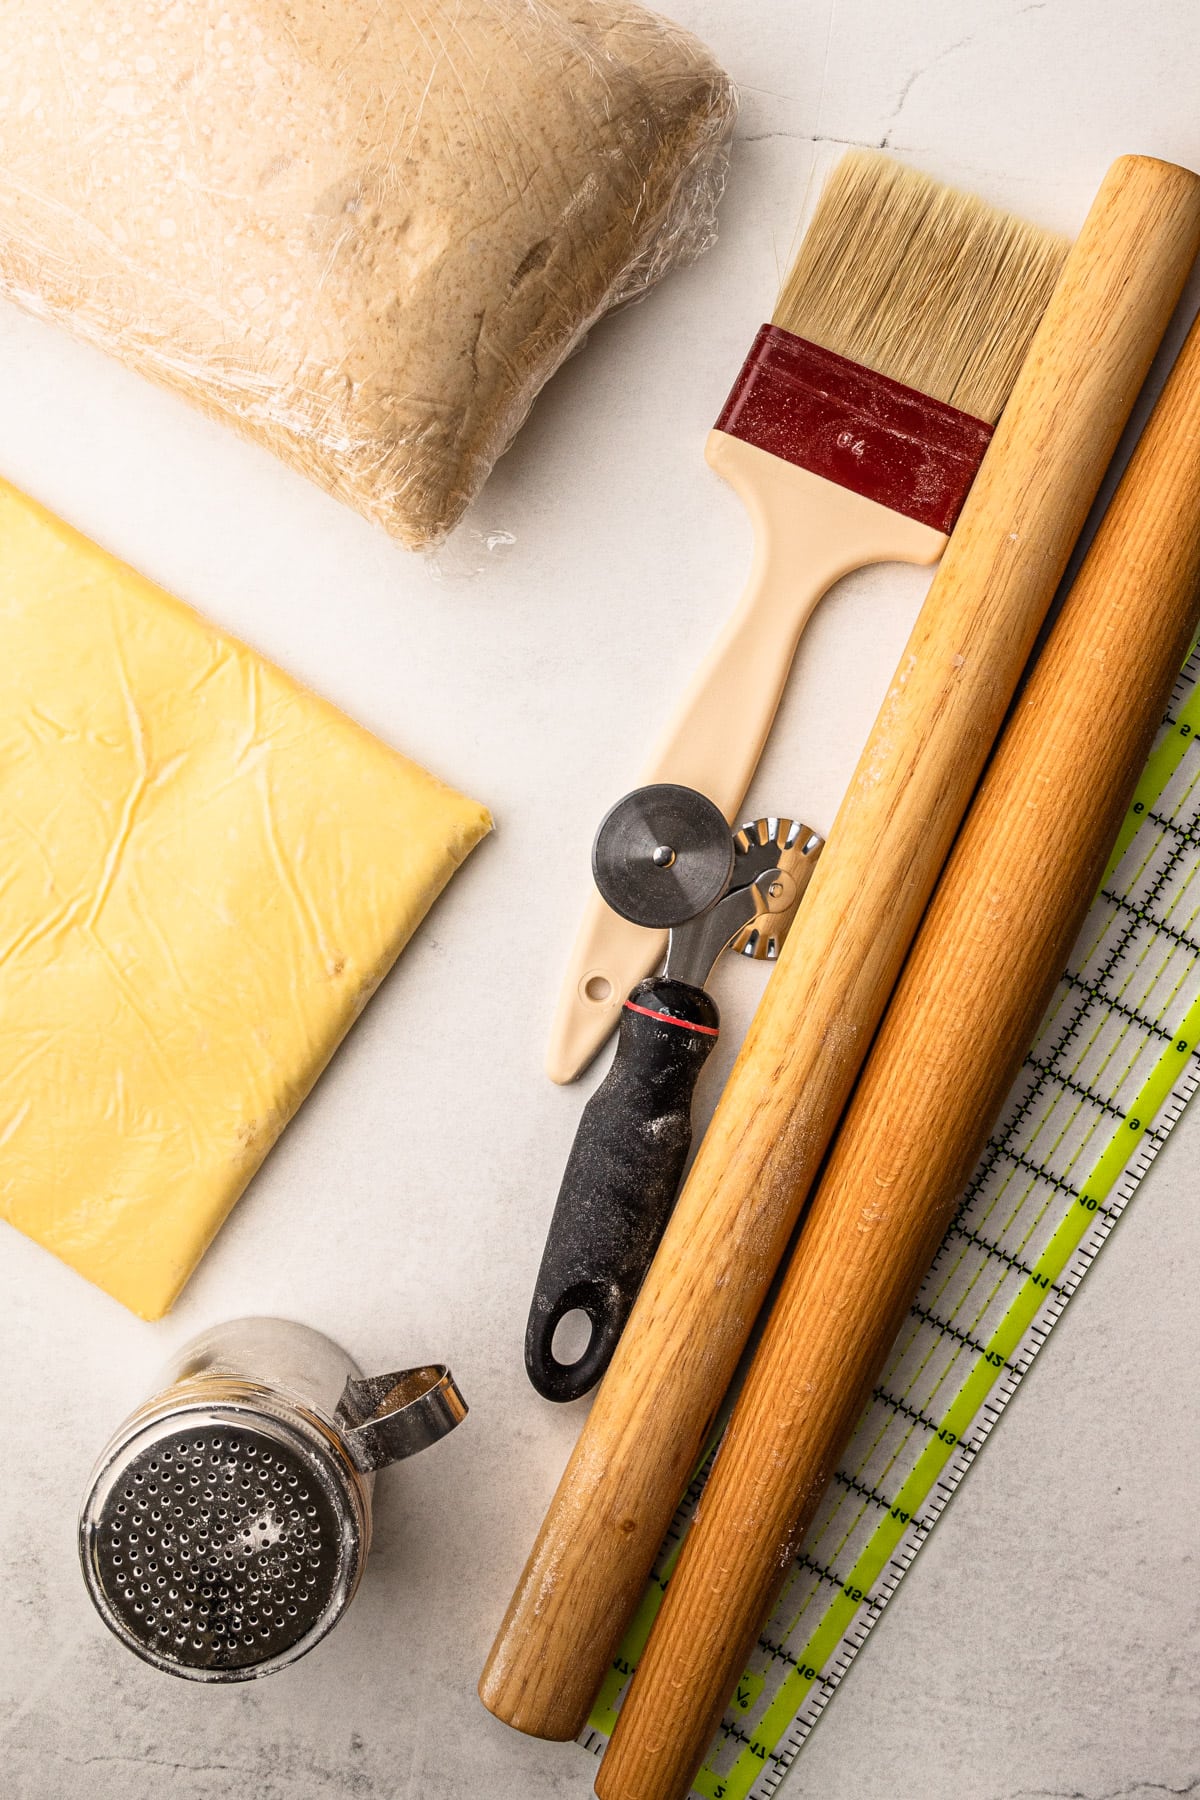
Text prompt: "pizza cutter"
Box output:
[[525, 784, 823, 1403]]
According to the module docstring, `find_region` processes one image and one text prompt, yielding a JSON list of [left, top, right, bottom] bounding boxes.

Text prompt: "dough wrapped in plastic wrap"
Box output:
[[0, 0, 736, 546]]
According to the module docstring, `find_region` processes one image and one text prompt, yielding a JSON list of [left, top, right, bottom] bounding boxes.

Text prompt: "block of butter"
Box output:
[[0, 483, 491, 1317]]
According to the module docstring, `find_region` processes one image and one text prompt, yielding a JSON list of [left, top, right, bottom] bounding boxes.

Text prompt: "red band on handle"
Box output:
[[714, 325, 993, 534], [624, 999, 720, 1038]]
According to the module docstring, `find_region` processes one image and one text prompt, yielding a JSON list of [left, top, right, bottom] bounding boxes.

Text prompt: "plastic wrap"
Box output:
[[0, 1, 736, 547]]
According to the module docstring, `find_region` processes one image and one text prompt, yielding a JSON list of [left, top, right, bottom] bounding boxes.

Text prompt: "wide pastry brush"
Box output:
[[547, 150, 1068, 1083]]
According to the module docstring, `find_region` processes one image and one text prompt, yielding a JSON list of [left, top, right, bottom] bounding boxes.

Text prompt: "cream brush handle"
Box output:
[[544, 431, 945, 1085]]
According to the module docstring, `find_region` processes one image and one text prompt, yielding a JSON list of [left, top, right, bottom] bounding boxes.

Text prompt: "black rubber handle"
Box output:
[[525, 976, 719, 1402]]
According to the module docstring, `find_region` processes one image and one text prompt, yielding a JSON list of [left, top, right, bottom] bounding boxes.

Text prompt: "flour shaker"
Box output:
[[79, 1317, 466, 1681]]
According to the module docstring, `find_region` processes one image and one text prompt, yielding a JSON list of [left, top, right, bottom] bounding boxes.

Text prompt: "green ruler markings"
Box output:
[[582, 651, 1200, 1800]]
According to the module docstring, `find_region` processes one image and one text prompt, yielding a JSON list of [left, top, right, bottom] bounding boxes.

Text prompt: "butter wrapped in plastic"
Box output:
[[0, 1, 736, 548], [0, 482, 491, 1317]]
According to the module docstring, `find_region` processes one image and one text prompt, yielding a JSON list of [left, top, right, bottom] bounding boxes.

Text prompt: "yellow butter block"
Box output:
[[0, 483, 491, 1317]]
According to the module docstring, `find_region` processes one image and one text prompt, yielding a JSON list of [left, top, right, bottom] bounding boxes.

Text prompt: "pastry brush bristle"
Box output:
[[773, 151, 1069, 424]]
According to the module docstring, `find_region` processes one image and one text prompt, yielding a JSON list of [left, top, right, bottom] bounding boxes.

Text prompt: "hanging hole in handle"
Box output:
[[550, 1308, 595, 1367], [525, 1280, 624, 1403]]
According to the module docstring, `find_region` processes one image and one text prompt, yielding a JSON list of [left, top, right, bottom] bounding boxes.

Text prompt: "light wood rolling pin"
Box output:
[[597, 239, 1200, 1800], [479, 155, 1200, 1744]]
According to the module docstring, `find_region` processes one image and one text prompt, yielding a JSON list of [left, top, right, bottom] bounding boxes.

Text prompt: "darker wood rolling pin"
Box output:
[[479, 156, 1200, 1745], [597, 264, 1200, 1800]]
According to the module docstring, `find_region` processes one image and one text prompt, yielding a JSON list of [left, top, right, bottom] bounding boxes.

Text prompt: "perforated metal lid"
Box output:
[[80, 1406, 365, 1681]]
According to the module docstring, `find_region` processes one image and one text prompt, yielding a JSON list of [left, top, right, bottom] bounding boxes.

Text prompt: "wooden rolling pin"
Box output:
[[479, 155, 1200, 1744], [596, 250, 1200, 1800]]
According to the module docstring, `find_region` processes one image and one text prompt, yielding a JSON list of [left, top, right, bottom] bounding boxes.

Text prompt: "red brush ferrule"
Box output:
[[714, 325, 993, 534]]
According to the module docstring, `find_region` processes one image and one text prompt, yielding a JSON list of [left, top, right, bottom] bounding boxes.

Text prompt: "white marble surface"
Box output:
[[1, 4, 1198, 1798]]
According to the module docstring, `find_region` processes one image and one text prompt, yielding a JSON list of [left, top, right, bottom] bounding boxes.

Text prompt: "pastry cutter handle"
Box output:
[[526, 976, 719, 1403], [544, 432, 946, 1085]]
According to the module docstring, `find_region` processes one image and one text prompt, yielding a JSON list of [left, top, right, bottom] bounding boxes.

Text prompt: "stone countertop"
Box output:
[[1, 3, 1197, 1797]]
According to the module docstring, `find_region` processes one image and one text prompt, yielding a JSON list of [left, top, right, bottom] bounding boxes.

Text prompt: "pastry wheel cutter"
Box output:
[[525, 784, 822, 1403]]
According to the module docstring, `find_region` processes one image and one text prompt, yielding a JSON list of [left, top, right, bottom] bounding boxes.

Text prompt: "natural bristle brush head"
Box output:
[[774, 151, 1070, 423]]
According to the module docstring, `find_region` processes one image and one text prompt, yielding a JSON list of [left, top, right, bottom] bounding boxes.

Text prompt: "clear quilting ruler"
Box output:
[[582, 645, 1200, 1800]]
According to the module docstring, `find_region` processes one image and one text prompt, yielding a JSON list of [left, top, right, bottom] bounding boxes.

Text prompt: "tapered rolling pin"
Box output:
[[479, 156, 1200, 1743], [597, 259, 1200, 1800]]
